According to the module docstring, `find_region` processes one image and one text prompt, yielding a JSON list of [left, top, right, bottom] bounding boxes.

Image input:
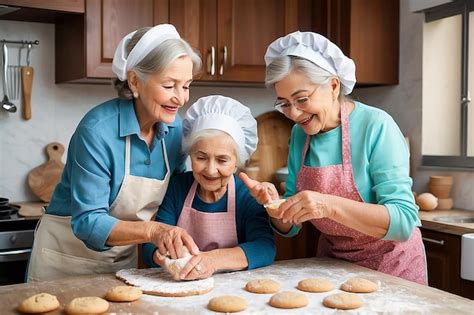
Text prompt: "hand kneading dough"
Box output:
[[208, 295, 248, 313], [297, 277, 334, 292], [269, 291, 309, 309], [340, 277, 379, 293], [18, 293, 60, 314], [65, 297, 109, 314], [161, 247, 193, 280], [323, 292, 363, 310], [245, 279, 281, 294], [105, 285, 142, 302]]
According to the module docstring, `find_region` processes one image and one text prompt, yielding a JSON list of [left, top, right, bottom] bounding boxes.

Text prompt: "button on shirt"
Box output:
[[47, 98, 186, 251]]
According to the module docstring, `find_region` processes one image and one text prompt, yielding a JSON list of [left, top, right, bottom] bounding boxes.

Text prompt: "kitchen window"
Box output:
[[421, 0, 474, 168]]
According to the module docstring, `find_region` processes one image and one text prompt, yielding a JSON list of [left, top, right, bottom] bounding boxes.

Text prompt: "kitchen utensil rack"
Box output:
[[2, 39, 39, 46]]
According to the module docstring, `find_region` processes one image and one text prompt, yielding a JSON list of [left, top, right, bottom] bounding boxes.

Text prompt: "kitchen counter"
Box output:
[[419, 209, 474, 235], [1, 257, 472, 314]]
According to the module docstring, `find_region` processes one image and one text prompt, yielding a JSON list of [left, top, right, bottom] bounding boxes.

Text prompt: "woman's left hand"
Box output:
[[179, 252, 216, 280], [279, 190, 334, 224]]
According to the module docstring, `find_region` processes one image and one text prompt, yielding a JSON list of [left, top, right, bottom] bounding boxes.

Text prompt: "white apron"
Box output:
[[28, 136, 170, 282]]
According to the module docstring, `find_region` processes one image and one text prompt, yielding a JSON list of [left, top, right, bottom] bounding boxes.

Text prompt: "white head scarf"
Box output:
[[183, 95, 258, 163], [264, 31, 356, 95], [112, 24, 181, 81]]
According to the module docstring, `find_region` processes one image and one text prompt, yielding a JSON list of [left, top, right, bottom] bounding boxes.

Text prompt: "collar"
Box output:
[[119, 98, 179, 139]]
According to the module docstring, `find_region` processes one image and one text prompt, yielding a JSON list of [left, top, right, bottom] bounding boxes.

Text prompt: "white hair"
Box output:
[[184, 129, 245, 168]]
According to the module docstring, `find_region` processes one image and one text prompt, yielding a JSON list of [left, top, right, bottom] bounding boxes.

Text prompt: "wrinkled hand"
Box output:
[[239, 172, 279, 205], [150, 223, 199, 259], [278, 191, 333, 224], [179, 252, 216, 280]]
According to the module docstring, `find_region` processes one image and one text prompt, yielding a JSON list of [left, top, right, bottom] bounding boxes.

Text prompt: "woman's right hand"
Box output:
[[239, 172, 279, 205], [149, 222, 199, 259]]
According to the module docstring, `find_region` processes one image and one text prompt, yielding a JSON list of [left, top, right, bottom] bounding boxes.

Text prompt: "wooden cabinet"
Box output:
[[312, 0, 399, 85], [274, 222, 319, 261], [421, 228, 474, 299], [0, 0, 84, 13], [170, 0, 310, 83], [55, 0, 169, 83]]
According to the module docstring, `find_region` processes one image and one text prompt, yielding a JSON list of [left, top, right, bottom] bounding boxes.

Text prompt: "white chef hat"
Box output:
[[183, 95, 258, 163], [112, 24, 182, 81], [264, 31, 356, 95]]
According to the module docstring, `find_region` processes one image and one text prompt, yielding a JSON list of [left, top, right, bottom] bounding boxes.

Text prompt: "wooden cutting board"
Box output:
[[247, 111, 294, 185], [27, 142, 65, 202]]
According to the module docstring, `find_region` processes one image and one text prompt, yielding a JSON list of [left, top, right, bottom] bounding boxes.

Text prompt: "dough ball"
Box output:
[[323, 292, 363, 310], [18, 293, 60, 314], [245, 279, 281, 294], [297, 277, 334, 293], [340, 277, 379, 293], [207, 295, 248, 313]]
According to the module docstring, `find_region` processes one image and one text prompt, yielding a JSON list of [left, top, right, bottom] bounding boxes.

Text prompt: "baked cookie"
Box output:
[[323, 292, 363, 310], [269, 291, 309, 309], [264, 199, 286, 218], [65, 297, 109, 314], [159, 247, 193, 280], [105, 285, 142, 302], [340, 277, 379, 293], [18, 293, 60, 314], [245, 279, 281, 294], [297, 277, 334, 293], [207, 295, 248, 313]]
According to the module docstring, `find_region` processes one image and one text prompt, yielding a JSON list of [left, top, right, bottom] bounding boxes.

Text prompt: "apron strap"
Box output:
[[340, 102, 353, 177], [125, 136, 131, 175]]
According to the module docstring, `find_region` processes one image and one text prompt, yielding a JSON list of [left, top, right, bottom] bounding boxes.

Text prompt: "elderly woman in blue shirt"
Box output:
[[143, 95, 276, 280], [27, 24, 202, 282]]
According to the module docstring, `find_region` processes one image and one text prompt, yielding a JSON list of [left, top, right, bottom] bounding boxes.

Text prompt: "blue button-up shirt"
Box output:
[[47, 98, 186, 251]]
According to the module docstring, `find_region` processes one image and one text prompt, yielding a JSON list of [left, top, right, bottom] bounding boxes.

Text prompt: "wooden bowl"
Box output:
[[429, 175, 453, 185], [436, 198, 453, 210], [428, 183, 452, 198]]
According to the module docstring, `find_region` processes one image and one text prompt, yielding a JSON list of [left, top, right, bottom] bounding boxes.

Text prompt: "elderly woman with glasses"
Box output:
[[240, 31, 427, 284], [143, 95, 276, 280]]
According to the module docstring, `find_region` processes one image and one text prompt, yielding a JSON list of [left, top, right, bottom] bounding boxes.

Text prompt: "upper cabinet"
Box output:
[[55, 0, 169, 83], [312, 0, 400, 85], [0, 0, 84, 13], [170, 0, 310, 83]]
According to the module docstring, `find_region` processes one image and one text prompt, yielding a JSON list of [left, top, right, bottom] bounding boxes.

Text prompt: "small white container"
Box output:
[[461, 233, 474, 281]]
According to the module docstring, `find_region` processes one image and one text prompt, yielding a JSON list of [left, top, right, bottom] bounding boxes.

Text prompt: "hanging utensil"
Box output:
[[21, 43, 33, 120], [1, 42, 16, 113]]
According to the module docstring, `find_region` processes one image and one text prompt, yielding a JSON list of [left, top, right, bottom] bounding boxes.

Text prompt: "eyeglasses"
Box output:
[[274, 86, 320, 114]]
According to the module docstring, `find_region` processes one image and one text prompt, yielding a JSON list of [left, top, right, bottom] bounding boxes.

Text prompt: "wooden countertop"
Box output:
[[1, 257, 472, 314], [419, 209, 474, 235]]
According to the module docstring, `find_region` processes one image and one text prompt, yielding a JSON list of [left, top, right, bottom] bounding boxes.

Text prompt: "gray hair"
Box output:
[[184, 129, 245, 168], [265, 56, 349, 101], [114, 27, 202, 99]]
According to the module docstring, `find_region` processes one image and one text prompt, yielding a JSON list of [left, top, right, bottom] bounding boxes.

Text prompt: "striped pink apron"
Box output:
[[296, 102, 427, 284], [177, 176, 238, 251]]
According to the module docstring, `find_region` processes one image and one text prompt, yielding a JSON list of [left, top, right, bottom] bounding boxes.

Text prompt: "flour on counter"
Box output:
[[116, 268, 214, 297]]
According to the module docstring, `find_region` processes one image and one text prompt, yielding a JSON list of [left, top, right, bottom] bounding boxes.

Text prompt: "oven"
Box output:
[[0, 200, 39, 285]]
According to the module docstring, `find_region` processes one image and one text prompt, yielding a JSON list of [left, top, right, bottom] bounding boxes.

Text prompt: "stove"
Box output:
[[0, 203, 39, 285]]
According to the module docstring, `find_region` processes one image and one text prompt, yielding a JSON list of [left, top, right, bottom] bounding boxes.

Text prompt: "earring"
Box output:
[[133, 92, 139, 99]]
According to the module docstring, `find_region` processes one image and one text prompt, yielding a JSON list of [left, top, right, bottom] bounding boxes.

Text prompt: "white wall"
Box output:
[[0, 20, 275, 202]]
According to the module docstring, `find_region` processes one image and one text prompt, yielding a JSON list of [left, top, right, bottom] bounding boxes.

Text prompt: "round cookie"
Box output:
[[105, 285, 142, 302], [323, 292, 363, 310], [65, 297, 109, 314], [245, 279, 281, 294], [269, 291, 309, 309], [207, 295, 248, 313], [18, 293, 60, 314], [340, 277, 379, 293], [297, 277, 334, 293]]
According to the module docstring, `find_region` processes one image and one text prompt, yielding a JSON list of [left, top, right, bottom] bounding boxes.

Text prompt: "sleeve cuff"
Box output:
[[383, 204, 421, 241], [270, 221, 301, 237], [88, 215, 119, 251]]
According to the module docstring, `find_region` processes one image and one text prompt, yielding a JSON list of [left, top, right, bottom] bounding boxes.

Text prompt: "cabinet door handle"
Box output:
[[207, 46, 215, 75], [422, 237, 445, 245], [219, 45, 227, 75]]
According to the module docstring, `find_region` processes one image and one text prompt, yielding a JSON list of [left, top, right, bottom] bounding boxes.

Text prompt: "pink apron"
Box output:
[[296, 102, 427, 284], [177, 176, 238, 251]]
